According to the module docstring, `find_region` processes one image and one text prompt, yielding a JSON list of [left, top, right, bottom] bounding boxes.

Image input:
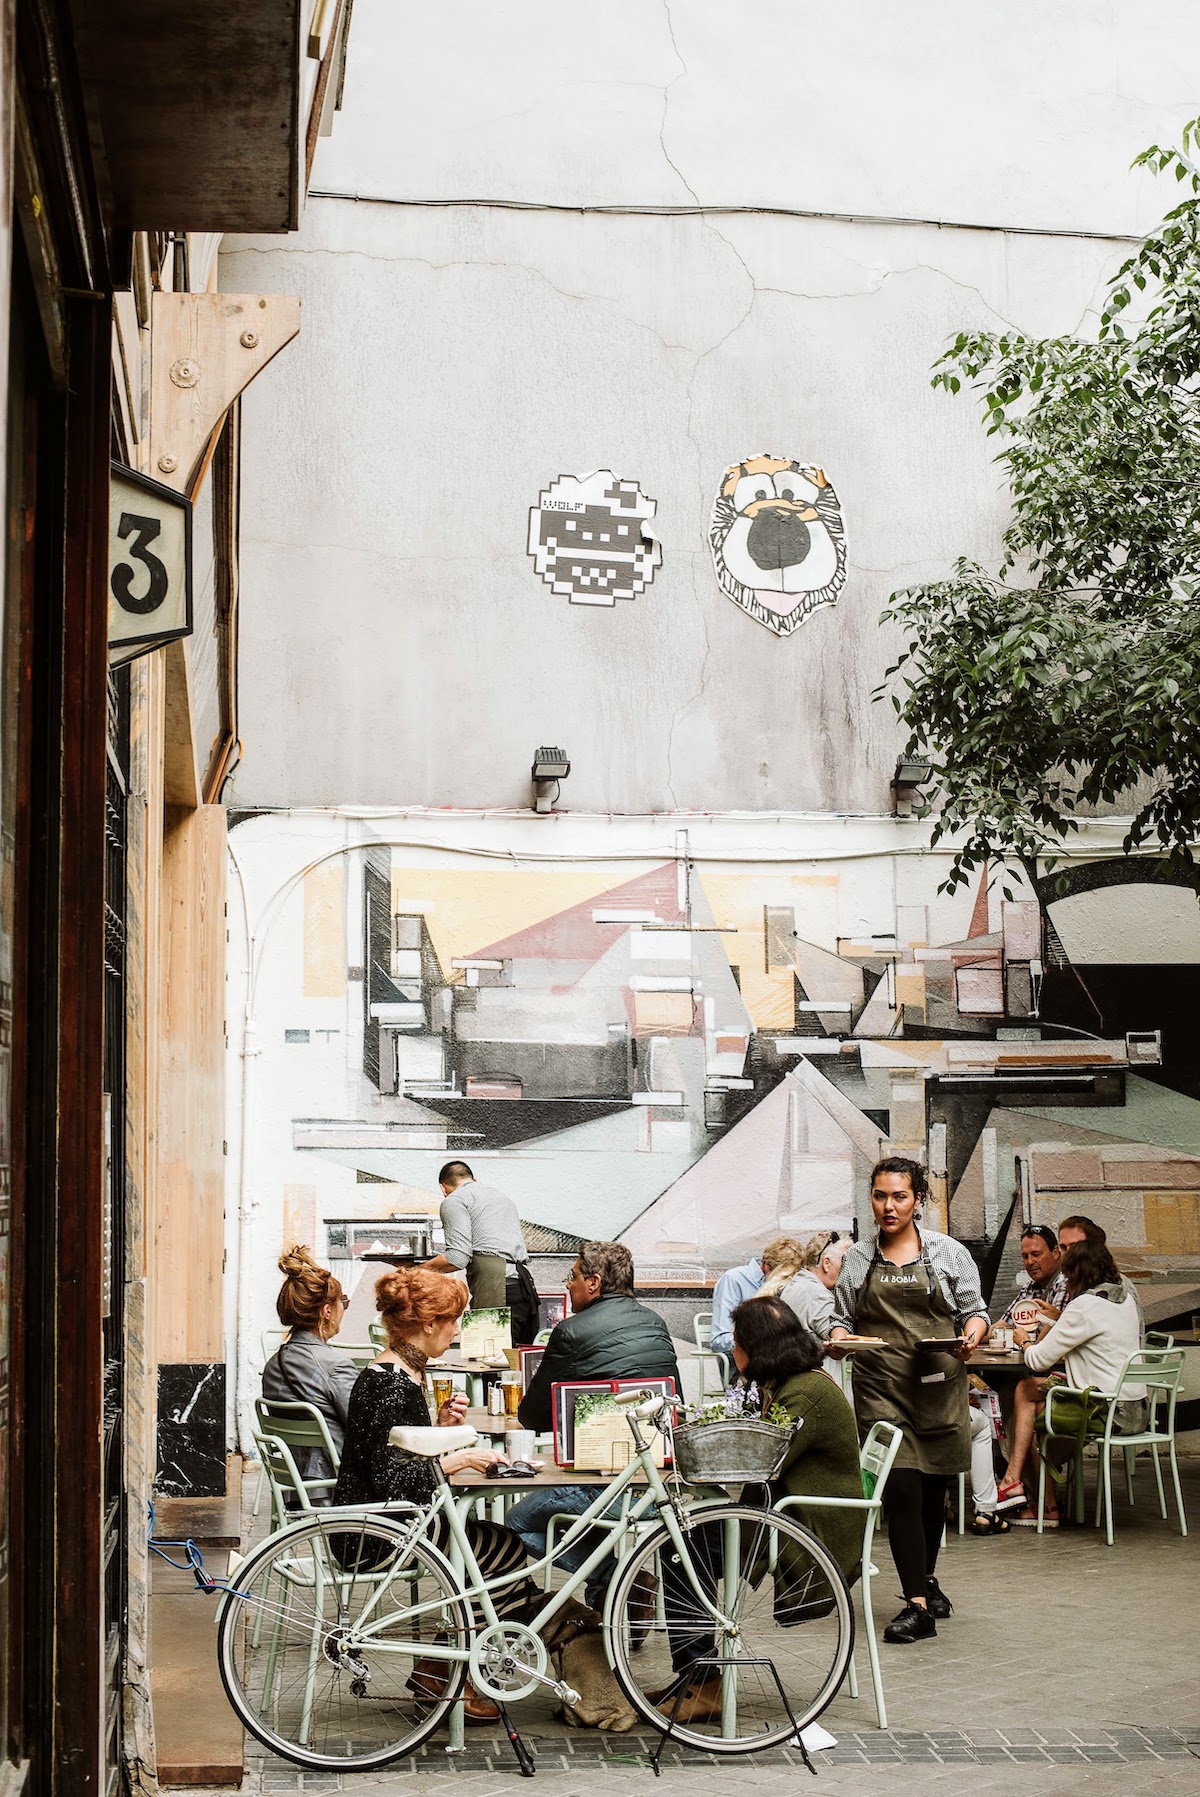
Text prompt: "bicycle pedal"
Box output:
[[555, 1682, 581, 1708]]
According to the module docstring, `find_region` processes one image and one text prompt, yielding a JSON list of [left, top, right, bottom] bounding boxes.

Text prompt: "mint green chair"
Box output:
[[775, 1419, 903, 1728], [692, 1311, 731, 1403]]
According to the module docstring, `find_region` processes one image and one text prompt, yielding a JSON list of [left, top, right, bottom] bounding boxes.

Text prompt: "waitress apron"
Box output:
[[850, 1248, 971, 1475]]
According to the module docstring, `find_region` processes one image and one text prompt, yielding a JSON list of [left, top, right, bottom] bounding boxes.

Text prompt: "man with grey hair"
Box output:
[[517, 1241, 678, 1433], [781, 1233, 851, 1341]]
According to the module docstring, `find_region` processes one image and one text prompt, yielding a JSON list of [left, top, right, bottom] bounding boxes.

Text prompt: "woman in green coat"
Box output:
[[731, 1295, 865, 1585]]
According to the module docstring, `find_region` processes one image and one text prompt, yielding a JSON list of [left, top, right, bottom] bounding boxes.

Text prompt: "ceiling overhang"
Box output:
[[76, 0, 300, 233]]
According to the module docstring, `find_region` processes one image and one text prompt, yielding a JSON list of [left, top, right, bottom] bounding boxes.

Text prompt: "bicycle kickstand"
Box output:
[[496, 1702, 536, 1778]]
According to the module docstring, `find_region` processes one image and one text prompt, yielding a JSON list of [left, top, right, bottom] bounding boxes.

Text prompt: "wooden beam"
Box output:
[[75, 0, 300, 234], [149, 292, 300, 498], [53, 294, 112, 1797], [155, 807, 228, 1365], [162, 637, 201, 810]]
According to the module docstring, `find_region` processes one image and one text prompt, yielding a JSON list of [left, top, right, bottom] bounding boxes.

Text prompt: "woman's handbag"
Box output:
[[1034, 1383, 1109, 1486]]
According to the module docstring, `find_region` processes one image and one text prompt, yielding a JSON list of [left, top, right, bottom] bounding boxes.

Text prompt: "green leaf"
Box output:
[[871, 130, 1200, 889]]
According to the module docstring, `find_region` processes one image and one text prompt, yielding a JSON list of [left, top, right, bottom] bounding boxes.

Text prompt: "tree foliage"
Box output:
[[878, 120, 1200, 891]]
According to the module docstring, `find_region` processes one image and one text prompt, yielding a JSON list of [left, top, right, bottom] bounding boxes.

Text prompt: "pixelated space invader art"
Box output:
[[527, 471, 661, 605], [709, 454, 846, 636]]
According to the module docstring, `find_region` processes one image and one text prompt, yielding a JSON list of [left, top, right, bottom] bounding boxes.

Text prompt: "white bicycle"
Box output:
[[217, 1390, 853, 1772]]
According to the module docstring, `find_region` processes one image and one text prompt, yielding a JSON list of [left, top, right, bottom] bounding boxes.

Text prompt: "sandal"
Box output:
[[994, 1480, 1027, 1511], [1011, 1507, 1058, 1528], [969, 1510, 1011, 1535]]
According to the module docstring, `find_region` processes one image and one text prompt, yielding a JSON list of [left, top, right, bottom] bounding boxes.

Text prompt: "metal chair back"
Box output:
[[1114, 1347, 1185, 1420], [255, 1395, 342, 1470], [253, 1431, 317, 1523], [692, 1310, 730, 1401], [859, 1420, 903, 1503]]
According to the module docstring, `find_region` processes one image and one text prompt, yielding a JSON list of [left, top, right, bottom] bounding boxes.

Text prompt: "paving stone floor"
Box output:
[[175, 1458, 1200, 1796]]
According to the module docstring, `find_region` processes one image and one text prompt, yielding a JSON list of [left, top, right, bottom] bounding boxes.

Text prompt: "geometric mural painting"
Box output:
[[232, 814, 1200, 1323]]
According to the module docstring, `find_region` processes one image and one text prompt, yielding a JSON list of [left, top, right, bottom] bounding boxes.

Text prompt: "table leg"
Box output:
[[446, 1512, 466, 1753], [721, 1513, 739, 1741]]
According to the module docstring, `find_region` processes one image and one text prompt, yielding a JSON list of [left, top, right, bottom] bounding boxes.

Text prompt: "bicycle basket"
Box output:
[[672, 1418, 795, 1484]]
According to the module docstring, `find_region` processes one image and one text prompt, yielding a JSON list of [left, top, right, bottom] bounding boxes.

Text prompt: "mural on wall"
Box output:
[[709, 455, 846, 636], [233, 816, 1200, 1320], [527, 470, 661, 606]]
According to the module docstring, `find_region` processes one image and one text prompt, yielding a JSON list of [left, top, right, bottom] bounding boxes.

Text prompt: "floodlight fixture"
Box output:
[[531, 746, 570, 813], [892, 754, 933, 819]]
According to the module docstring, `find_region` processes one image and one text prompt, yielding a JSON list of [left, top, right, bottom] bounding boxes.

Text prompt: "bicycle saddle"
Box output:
[[388, 1425, 478, 1456]]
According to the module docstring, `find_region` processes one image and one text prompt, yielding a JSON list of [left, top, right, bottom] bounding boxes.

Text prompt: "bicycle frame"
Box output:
[[236, 1427, 736, 1674]]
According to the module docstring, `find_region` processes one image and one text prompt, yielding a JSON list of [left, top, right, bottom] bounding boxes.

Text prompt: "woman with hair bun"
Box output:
[[262, 1245, 357, 1486], [333, 1266, 533, 1723]]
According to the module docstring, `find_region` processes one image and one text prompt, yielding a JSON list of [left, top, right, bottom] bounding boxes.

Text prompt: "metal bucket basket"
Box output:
[[672, 1419, 794, 1485]]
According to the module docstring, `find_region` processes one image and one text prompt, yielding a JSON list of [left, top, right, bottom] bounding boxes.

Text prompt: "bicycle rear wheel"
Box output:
[[607, 1501, 853, 1754], [217, 1512, 471, 1770]]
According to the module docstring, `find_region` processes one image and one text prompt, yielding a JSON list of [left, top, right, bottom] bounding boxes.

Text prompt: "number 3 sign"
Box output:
[[107, 464, 193, 659]]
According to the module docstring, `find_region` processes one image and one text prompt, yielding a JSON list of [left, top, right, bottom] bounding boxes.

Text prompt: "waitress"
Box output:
[[829, 1156, 988, 1645]]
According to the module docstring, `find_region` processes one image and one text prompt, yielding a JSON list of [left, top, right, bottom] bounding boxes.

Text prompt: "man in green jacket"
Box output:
[[517, 1240, 680, 1433], [508, 1242, 679, 1605]]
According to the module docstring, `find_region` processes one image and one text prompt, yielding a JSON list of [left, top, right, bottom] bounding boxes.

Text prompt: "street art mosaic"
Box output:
[[527, 470, 661, 605], [230, 815, 1200, 1330], [709, 455, 847, 636]]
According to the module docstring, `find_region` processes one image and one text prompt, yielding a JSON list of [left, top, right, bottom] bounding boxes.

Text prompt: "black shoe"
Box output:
[[925, 1576, 953, 1620], [883, 1603, 937, 1644]]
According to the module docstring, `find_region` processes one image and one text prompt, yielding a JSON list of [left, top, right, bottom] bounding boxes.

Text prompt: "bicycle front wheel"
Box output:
[[607, 1501, 853, 1754], [217, 1511, 472, 1770]]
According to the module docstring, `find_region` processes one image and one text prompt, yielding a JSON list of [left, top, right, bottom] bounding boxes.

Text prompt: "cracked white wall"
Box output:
[[220, 0, 1200, 813]]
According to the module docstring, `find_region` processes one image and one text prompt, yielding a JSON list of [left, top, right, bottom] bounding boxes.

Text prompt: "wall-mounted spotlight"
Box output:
[[891, 754, 932, 819], [531, 746, 570, 814]]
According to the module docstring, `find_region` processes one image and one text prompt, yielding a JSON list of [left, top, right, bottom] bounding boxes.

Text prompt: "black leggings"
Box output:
[[884, 1469, 949, 1601]]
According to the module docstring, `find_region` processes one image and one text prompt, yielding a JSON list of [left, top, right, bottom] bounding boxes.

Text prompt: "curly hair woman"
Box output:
[[333, 1267, 535, 1722]]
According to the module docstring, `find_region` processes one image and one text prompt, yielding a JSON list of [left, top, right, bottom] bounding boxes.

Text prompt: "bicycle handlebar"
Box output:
[[613, 1389, 680, 1421]]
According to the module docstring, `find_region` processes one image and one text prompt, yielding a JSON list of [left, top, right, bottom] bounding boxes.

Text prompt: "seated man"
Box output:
[[997, 1224, 1067, 1327], [780, 1233, 850, 1341], [966, 1380, 1008, 1534], [710, 1237, 803, 1355], [510, 1242, 680, 1604], [987, 1227, 1068, 1514]]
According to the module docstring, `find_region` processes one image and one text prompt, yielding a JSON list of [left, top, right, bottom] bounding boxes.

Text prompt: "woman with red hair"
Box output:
[[333, 1267, 532, 1721]]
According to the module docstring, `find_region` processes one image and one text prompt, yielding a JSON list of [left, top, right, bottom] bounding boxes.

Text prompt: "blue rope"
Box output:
[[146, 1499, 245, 1595]]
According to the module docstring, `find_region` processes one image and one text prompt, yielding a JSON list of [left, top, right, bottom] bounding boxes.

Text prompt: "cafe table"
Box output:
[[966, 1346, 1030, 1379]]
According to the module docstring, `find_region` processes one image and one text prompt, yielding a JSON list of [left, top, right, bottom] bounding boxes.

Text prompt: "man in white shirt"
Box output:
[[422, 1160, 538, 1341], [709, 1237, 803, 1354]]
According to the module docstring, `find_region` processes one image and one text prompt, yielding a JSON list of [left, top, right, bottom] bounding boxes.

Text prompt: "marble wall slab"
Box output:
[[156, 1363, 226, 1497]]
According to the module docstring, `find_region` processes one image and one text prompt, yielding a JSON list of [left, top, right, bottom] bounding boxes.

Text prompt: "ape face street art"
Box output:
[[710, 455, 847, 636], [528, 471, 661, 605]]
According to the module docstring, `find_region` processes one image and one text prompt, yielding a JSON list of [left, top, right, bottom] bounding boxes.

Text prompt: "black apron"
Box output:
[[466, 1254, 539, 1346], [850, 1246, 971, 1475]]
